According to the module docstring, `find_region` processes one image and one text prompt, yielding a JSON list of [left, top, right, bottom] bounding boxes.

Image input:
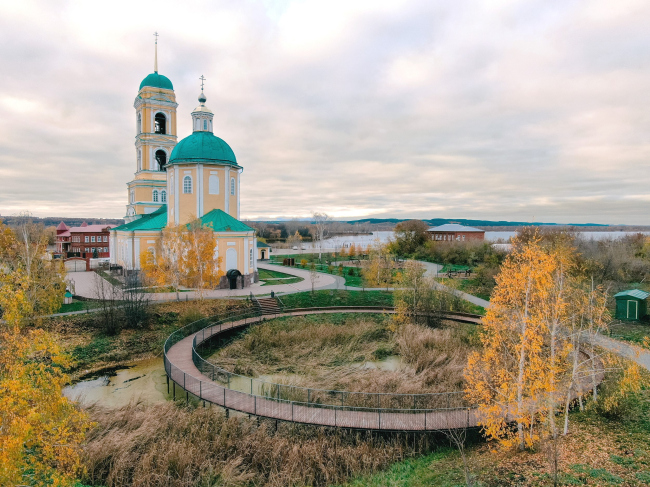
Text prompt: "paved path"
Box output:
[[587, 333, 650, 371], [69, 264, 345, 301], [165, 308, 601, 431], [166, 309, 479, 431]]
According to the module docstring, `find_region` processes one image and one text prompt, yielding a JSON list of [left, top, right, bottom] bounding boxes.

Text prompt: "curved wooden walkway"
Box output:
[[164, 308, 599, 432]]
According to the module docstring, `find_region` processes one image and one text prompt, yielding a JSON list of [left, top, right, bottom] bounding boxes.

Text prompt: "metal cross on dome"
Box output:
[[154, 31, 159, 43], [199, 75, 206, 91]]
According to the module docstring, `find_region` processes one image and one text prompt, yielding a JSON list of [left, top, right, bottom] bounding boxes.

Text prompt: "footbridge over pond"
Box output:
[[164, 306, 602, 432]]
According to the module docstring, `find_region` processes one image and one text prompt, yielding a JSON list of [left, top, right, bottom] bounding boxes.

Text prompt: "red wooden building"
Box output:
[[56, 221, 116, 258]]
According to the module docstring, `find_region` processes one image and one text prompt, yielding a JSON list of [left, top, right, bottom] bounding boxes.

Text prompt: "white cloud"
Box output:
[[0, 0, 649, 224]]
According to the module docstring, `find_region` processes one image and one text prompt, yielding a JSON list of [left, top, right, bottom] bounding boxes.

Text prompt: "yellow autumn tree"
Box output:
[[141, 223, 185, 300], [361, 242, 394, 290], [141, 219, 223, 299], [181, 219, 222, 297], [0, 219, 92, 486], [465, 236, 556, 450], [349, 243, 357, 258]]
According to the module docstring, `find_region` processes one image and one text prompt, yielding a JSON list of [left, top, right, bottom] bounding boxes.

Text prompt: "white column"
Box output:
[[224, 167, 230, 214], [174, 166, 180, 224], [197, 164, 203, 217], [237, 171, 241, 220], [134, 238, 141, 269], [244, 238, 249, 275]]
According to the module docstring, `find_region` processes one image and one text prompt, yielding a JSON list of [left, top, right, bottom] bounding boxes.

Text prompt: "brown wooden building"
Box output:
[[427, 223, 485, 242]]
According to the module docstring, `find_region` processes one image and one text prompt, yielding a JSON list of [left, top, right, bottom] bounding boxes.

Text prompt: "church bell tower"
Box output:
[[125, 33, 178, 222]]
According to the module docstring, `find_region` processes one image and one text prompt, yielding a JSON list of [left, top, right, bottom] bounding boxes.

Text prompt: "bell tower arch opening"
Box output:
[[155, 149, 167, 171], [154, 112, 167, 134]]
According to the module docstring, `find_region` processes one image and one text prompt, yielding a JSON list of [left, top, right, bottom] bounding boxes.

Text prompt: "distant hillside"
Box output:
[[345, 218, 609, 227], [0, 215, 125, 228]]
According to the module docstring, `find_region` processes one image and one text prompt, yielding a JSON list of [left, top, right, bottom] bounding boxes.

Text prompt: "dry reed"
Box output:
[[81, 401, 417, 487], [208, 314, 479, 397]]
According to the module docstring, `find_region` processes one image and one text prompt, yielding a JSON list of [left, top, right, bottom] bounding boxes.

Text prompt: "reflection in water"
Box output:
[[63, 357, 172, 408]]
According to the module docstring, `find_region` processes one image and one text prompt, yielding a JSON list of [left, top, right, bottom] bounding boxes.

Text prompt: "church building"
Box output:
[[110, 41, 258, 289]]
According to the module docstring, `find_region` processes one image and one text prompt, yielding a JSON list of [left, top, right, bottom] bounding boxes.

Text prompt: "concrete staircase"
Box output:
[[255, 297, 282, 316]]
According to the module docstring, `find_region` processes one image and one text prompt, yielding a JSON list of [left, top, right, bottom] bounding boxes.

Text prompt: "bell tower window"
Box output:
[[161, 190, 167, 203], [137, 113, 141, 134], [137, 149, 141, 171], [154, 113, 166, 134], [153, 190, 159, 202], [155, 150, 167, 171]]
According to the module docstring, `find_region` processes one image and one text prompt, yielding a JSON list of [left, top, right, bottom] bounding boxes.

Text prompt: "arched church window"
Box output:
[[203, 120, 207, 130], [249, 248, 253, 268], [155, 150, 167, 171], [137, 113, 141, 134], [154, 113, 166, 134], [153, 190, 159, 202], [161, 190, 167, 203], [137, 149, 141, 171], [230, 178, 235, 195], [183, 176, 192, 194], [209, 175, 219, 194], [130, 190, 135, 204]]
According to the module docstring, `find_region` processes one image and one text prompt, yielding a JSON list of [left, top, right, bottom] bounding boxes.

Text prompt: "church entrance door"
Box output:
[[226, 269, 242, 290]]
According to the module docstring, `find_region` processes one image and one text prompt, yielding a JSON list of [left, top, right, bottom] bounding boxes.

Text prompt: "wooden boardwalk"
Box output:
[[164, 308, 598, 432]]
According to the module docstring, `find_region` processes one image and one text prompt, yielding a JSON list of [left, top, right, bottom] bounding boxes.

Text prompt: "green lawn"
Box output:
[[280, 290, 394, 308], [607, 321, 650, 348], [56, 300, 106, 314], [258, 268, 304, 286], [333, 449, 464, 487]]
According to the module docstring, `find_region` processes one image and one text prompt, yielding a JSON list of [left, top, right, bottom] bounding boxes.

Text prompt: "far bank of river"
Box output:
[[272, 230, 650, 252]]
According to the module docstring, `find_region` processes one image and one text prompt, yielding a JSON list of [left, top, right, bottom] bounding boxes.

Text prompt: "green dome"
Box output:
[[139, 72, 174, 91], [169, 131, 238, 166]]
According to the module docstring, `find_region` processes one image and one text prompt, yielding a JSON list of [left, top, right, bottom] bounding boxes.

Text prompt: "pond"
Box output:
[[63, 357, 172, 408]]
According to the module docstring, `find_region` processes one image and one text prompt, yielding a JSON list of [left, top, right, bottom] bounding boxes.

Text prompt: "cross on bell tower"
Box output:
[[199, 75, 206, 92]]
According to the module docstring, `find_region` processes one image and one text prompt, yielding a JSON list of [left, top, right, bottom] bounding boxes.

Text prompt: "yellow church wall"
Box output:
[[177, 167, 198, 225], [214, 233, 255, 274], [202, 166, 225, 215]]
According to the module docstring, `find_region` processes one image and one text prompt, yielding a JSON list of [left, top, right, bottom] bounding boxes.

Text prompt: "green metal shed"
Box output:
[[614, 289, 649, 321]]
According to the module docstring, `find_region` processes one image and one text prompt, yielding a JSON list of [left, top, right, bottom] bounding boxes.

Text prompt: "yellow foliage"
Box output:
[[465, 235, 577, 450], [140, 219, 224, 296], [0, 220, 92, 485]]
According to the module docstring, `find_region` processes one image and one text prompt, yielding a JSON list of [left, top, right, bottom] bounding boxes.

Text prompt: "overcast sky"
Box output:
[[1, 0, 649, 224]]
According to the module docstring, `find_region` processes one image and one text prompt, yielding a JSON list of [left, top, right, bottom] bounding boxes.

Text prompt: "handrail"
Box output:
[[187, 308, 475, 411], [163, 307, 604, 431]]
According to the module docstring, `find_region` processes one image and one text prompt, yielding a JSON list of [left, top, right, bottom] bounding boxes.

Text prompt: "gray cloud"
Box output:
[[0, 0, 649, 223]]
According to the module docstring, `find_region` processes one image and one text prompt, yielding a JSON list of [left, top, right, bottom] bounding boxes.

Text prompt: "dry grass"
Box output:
[[208, 314, 480, 396], [81, 401, 419, 487]]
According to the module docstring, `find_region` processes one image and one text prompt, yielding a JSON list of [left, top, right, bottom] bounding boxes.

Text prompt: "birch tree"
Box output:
[[311, 212, 331, 260]]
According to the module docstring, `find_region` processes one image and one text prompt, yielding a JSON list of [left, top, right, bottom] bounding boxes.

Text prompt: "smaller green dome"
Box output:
[[169, 131, 238, 166], [139, 72, 174, 91]]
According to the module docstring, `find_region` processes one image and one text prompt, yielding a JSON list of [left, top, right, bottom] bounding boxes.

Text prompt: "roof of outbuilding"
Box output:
[[427, 223, 485, 233], [112, 205, 167, 232], [613, 289, 650, 300], [197, 209, 253, 233], [256, 241, 270, 248]]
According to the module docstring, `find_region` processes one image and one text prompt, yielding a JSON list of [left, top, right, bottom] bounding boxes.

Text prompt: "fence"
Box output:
[[163, 306, 478, 431]]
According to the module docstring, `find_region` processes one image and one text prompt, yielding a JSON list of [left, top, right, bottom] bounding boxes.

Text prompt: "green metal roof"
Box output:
[[169, 131, 237, 166], [139, 72, 174, 91], [113, 205, 167, 232], [256, 241, 270, 248], [196, 209, 252, 232], [613, 289, 650, 300]]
